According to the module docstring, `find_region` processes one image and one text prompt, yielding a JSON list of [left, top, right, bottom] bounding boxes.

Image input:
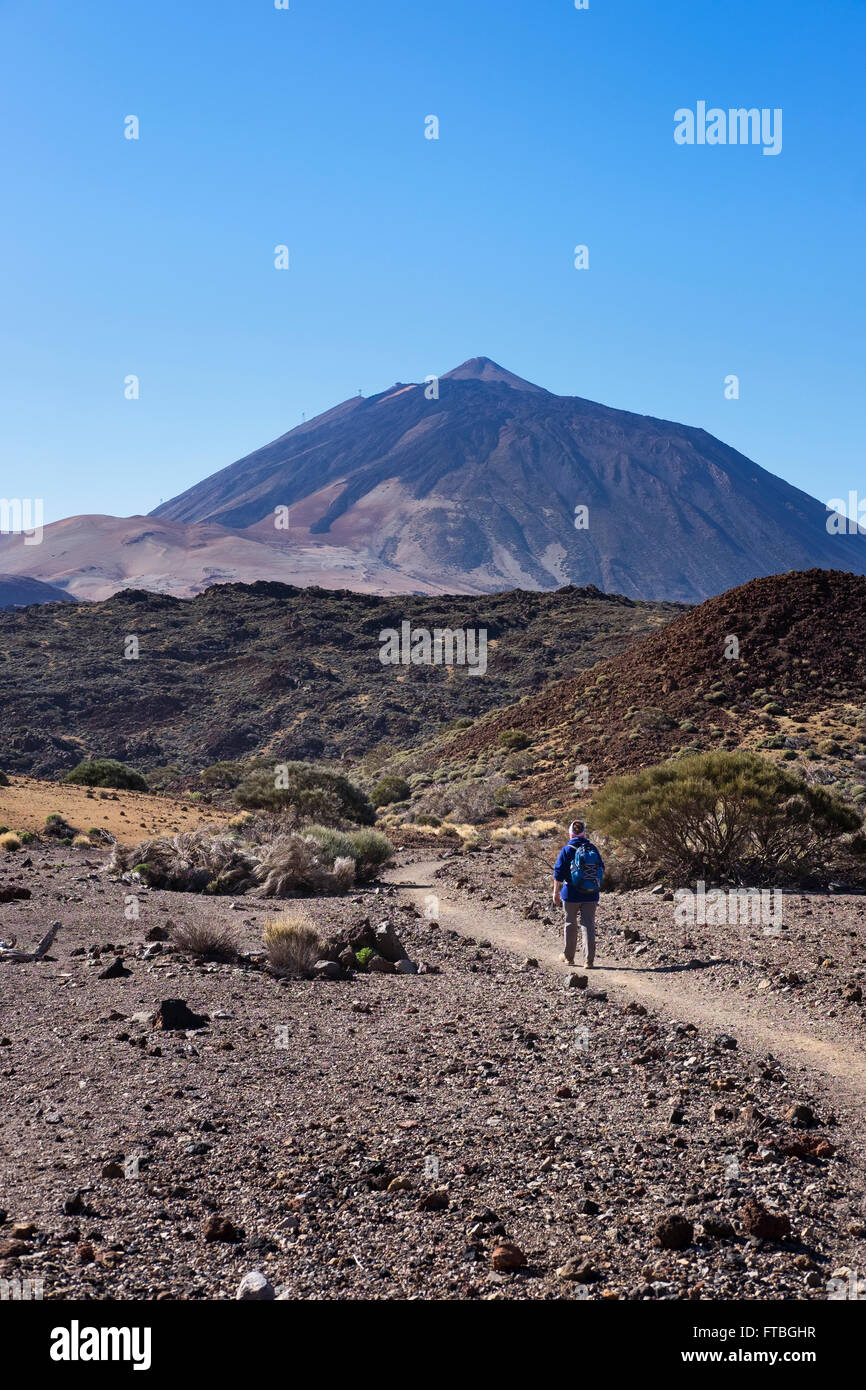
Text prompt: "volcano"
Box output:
[[151, 357, 866, 603]]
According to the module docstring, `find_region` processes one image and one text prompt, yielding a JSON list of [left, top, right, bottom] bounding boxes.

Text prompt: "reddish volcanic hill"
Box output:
[[422, 569, 866, 802]]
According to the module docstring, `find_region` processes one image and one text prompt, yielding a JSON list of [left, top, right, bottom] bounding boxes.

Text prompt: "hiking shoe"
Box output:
[[559, 952, 575, 967]]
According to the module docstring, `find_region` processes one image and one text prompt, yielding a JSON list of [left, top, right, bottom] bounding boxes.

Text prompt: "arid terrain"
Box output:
[[0, 582, 680, 778], [1, 833, 865, 1301], [2, 569, 865, 1305]]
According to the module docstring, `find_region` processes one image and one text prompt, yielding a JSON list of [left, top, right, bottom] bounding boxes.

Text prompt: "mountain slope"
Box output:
[[152, 357, 866, 603], [0, 581, 681, 778], [409, 569, 866, 807], [0, 514, 461, 602], [0, 574, 77, 609]]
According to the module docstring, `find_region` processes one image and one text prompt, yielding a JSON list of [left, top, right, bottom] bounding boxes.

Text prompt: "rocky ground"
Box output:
[[433, 845, 866, 1057], [2, 840, 866, 1301]]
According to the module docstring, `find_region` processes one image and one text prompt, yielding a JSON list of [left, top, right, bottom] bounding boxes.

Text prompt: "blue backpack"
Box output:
[[569, 841, 604, 894]]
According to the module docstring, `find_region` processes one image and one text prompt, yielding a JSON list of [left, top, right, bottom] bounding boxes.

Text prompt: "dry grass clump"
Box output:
[[110, 829, 255, 894], [253, 835, 355, 896], [490, 819, 560, 843], [71, 833, 92, 848], [169, 919, 241, 960], [0, 832, 21, 852], [111, 823, 392, 898], [450, 823, 480, 846], [263, 913, 321, 975]]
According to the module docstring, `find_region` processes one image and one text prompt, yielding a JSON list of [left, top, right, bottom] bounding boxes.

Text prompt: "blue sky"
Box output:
[[1, 0, 863, 523]]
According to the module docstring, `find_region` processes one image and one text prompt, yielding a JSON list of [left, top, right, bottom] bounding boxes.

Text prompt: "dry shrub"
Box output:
[[263, 913, 321, 975], [0, 832, 21, 852], [110, 830, 255, 894], [415, 775, 521, 825], [450, 823, 480, 846], [490, 819, 562, 844], [253, 834, 355, 896], [71, 833, 91, 848], [169, 918, 241, 960]]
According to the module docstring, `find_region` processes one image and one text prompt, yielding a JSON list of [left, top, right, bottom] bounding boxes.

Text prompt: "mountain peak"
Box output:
[[441, 357, 548, 393]]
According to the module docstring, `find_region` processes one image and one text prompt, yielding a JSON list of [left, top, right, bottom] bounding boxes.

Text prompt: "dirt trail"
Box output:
[[385, 858, 866, 1126]]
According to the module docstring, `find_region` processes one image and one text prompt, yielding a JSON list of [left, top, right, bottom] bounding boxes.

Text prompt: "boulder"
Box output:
[[154, 999, 208, 1031], [313, 960, 341, 981], [374, 921, 408, 962], [236, 1271, 275, 1301], [655, 1214, 693, 1250]]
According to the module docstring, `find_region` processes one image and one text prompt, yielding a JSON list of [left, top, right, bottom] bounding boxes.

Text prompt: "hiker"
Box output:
[[553, 819, 604, 969]]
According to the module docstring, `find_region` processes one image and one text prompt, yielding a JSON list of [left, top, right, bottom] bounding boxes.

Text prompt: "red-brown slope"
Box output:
[[424, 569, 866, 802]]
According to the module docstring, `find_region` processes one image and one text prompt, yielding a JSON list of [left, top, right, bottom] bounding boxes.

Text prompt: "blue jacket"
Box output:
[[554, 835, 604, 903]]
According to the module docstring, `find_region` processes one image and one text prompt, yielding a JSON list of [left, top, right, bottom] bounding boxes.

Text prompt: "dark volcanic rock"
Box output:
[[741, 1198, 791, 1242], [154, 999, 208, 1031], [655, 1214, 694, 1250]]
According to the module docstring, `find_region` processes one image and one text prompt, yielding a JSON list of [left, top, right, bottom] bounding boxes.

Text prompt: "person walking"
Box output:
[[553, 819, 604, 969]]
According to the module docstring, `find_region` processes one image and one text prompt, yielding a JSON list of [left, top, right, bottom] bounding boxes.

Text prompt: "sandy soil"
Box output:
[[0, 777, 224, 845]]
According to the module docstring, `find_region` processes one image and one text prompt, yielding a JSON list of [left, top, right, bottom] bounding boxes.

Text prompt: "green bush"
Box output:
[[270, 823, 392, 883], [497, 730, 531, 751], [234, 762, 374, 826], [371, 774, 411, 807], [591, 750, 862, 885], [63, 759, 148, 791], [344, 827, 393, 881]]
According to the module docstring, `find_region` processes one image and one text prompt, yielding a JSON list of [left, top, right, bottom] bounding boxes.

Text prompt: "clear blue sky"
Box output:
[[1, 0, 863, 523]]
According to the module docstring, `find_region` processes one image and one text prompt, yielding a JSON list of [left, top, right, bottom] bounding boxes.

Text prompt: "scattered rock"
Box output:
[[655, 1214, 693, 1250], [394, 958, 418, 974], [203, 1215, 243, 1243], [740, 1198, 791, 1242], [490, 1241, 527, 1271], [154, 999, 208, 1031], [236, 1271, 275, 1300]]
